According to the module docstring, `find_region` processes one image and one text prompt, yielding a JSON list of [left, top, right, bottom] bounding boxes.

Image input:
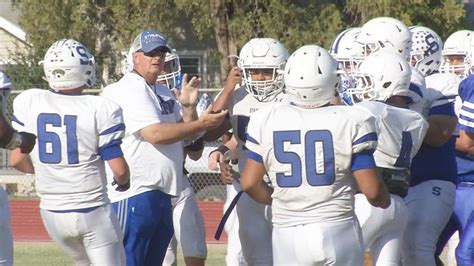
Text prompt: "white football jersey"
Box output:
[[354, 101, 428, 169], [12, 89, 125, 211], [227, 85, 287, 172], [245, 103, 378, 227], [425, 72, 460, 111]]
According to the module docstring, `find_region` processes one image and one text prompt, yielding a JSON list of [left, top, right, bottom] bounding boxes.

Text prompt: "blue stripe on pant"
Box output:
[[113, 190, 173, 266]]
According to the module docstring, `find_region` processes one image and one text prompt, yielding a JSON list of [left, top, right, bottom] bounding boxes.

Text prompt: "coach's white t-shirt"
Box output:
[[103, 72, 184, 201]]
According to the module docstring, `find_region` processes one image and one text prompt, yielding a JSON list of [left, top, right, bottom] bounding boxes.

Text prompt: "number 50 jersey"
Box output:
[[245, 103, 378, 227], [12, 89, 125, 211]]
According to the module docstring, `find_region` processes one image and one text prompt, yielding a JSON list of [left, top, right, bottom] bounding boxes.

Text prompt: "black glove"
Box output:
[[19, 132, 37, 154], [111, 178, 130, 192], [5, 131, 36, 153]]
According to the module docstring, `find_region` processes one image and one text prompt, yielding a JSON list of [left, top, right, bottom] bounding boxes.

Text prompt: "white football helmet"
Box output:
[[238, 38, 289, 102], [43, 39, 96, 90], [409, 26, 443, 77], [284, 45, 339, 108], [346, 51, 411, 103], [329, 27, 362, 74], [157, 51, 182, 89], [356, 17, 412, 60], [439, 30, 474, 78]]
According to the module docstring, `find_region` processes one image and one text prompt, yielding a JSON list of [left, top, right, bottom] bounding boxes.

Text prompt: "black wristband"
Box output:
[[209, 144, 230, 157]]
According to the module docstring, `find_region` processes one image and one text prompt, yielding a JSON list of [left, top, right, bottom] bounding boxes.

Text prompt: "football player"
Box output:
[[401, 28, 460, 266], [329, 27, 362, 105], [346, 51, 429, 265], [435, 30, 474, 266], [446, 76, 474, 265], [9, 39, 130, 265], [240, 44, 390, 265], [206, 38, 289, 265], [0, 71, 35, 266]]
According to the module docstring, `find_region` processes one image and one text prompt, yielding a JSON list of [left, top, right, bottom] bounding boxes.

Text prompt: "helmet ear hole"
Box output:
[[382, 82, 392, 88]]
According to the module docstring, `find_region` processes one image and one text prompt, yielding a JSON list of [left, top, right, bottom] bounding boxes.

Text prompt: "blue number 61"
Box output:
[[37, 113, 79, 164]]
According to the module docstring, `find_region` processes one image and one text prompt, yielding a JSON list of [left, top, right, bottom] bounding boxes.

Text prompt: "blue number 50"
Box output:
[[274, 130, 335, 188], [37, 113, 79, 164]]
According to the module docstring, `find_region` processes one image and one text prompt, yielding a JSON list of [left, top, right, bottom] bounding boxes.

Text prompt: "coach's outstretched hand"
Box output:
[[198, 105, 228, 130], [174, 73, 200, 108]]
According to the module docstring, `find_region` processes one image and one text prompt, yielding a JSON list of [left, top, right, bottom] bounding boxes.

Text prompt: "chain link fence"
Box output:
[[0, 88, 227, 202]]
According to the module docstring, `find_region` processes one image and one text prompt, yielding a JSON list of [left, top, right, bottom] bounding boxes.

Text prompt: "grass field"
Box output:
[[14, 242, 227, 266], [14, 241, 453, 266]]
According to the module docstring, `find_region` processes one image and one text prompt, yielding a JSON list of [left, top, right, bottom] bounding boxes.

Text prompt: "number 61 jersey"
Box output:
[[11, 89, 125, 211], [245, 102, 378, 227]]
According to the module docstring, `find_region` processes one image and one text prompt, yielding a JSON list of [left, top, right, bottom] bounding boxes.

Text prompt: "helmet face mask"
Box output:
[[241, 66, 282, 101], [346, 74, 376, 103], [439, 30, 474, 78], [43, 39, 96, 90], [238, 38, 288, 102], [157, 52, 182, 90], [440, 54, 469, 77], [346, 52, 411, 103]]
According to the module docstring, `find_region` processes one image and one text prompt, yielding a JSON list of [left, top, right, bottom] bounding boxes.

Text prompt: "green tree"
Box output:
[[343, 0, 468, 40], [175, 0, 345, 80], [5, 0, 471, 91]]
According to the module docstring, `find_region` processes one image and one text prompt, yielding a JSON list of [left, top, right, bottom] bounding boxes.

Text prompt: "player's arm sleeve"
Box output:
[[11, 92, 29, 132], [458, 99, 474, 133], [97, 99, 126, 161], [351, 112, 378, 171], [245, 110, 265, 164]]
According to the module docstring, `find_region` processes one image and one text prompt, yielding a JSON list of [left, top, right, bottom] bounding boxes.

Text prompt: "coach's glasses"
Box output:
[[138, 48, 167, 58]]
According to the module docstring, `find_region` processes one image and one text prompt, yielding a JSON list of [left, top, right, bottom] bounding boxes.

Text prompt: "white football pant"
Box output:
[[0, 187, 12, 266], [40, 204, 126, 266], [355, 193, 407, 266], [402, 180, 456, 266], [163, 177, 207, 266], [224, 182, 248, 266], [272, 217, 364, 266]]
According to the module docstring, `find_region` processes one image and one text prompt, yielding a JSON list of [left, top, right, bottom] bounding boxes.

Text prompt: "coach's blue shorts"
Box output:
[[113, 189, 173, 266]]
